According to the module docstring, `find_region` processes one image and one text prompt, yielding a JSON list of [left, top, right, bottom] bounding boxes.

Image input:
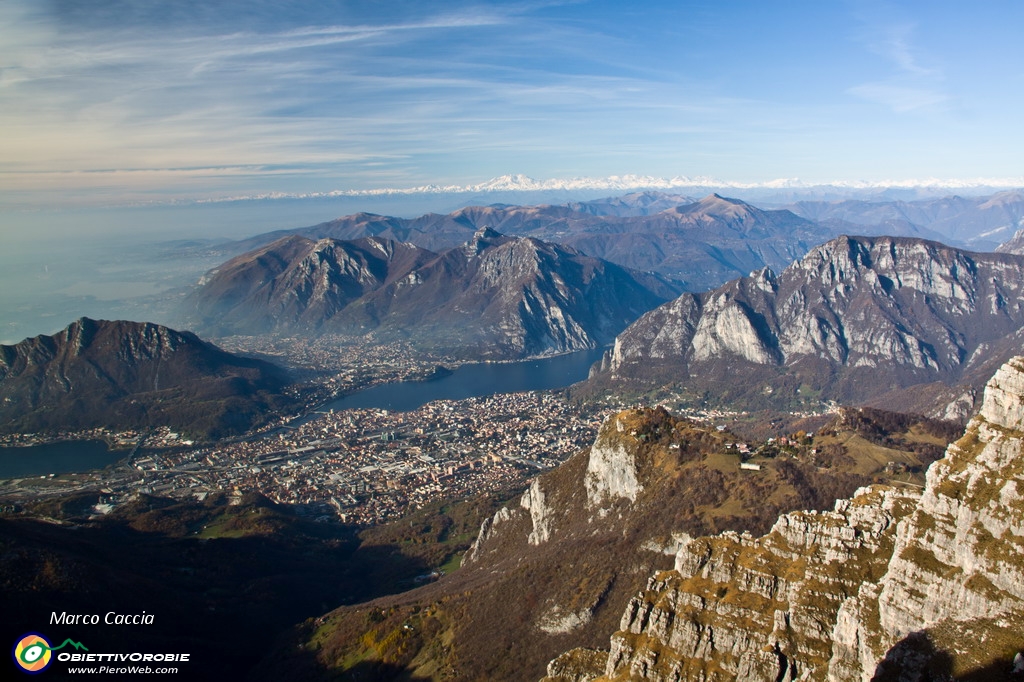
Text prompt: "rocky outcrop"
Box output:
[[591, 236, 1024, 418], [571, 357, 1024, 681], [996, 228, 1024, 256], [544, 649, 611, 682], [585, 416, 645, 507], [466, 411, 651, 565], [522, 478, 556, 546]]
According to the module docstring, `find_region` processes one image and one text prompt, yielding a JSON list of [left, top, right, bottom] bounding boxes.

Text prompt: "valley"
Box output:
[[1, 388, 606, 526], [3, 188, 1024, 681], [7, 0, 1024, 678]]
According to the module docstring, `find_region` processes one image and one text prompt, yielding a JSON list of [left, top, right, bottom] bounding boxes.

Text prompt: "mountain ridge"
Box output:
[[183, 230, 680, 359], [216, 189, 1024, 296], [787, 190, 1024, 251], [551, 355, 1024, 681], [588, 235, 1024, 420], [222, 193, 834, 290], [0, 317, 289, 438]]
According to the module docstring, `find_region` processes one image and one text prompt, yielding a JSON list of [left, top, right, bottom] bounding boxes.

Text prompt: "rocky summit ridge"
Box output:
[[547, 356, 1024, 681], [0, 317, 288, 438]]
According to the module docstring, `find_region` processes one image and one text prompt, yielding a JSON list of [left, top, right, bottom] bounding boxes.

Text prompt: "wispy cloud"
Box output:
[[0, 4, 525, 182], [847, 83, 947, 113], [846, 4, 947, 113], [865, 22, 937, 77], [2, 0, 1022, 207], [0, 0, 738, 202]]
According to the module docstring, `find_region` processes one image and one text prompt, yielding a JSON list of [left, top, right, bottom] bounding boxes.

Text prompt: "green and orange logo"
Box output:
[[12, 634, 87, 674]]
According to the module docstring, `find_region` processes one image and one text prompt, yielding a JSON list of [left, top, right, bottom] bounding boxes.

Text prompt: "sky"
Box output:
[[2, 0, 1024, 209]]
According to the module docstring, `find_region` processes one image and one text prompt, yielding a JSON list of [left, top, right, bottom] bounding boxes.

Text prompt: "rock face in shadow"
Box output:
[[551, 357, 1024, 682], [0, 317, 289, 437]]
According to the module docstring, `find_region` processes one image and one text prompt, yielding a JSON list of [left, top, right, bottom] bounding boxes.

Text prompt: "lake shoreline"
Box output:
[[0, 347, 607, 477]]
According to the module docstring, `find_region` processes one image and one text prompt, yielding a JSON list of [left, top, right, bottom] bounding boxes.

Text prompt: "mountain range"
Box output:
[[12, 190, 1024, 429], [210, 173, 1024, 203], [220, 190, 1024, 292], [0, 318, 289, 438], [182, 229, 680, 359], [588, 235, 1024, 420], [227, 194, 833, 291], [786, 189, 1024, 251]]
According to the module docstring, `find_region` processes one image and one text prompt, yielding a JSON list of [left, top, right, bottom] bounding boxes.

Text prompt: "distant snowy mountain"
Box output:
[[197, 173, 1024, 204]]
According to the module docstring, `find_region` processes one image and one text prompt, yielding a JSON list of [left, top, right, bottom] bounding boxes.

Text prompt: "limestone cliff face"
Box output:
[[843, 357, 1024, 678], [453, 407, 876, 682], [466, 411, 650, 567], [591, 236, 1024, 417], [557, 357, 1024, 682], [585, 416, 644, 507]]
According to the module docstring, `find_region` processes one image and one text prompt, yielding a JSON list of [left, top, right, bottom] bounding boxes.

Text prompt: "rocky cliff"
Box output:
[[550, 357, 1024, 681], [996, 228, 1024, 256], [590, 236, 1024, 419], [184, 229, 679, 359], [182, 234, 436, 336]]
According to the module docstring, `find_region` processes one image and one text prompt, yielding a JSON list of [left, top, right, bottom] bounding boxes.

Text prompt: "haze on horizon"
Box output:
[[2, 0, 1024, 211], [3, 0, 1024, 347]]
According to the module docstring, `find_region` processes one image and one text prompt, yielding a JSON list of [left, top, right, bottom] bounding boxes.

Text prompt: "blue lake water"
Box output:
[[321, 347, 606, 412], [0, 440, 127, 479], [0, 347, 606, 476]]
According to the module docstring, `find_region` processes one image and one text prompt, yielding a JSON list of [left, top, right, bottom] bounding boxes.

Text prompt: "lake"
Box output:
[[0, 440, 127, 479], [0, 347, 606, 477], [320, 346, 606, 412]]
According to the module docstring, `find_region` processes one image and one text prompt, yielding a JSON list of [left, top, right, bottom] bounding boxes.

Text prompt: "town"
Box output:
[[0, 390, 610, 526], [215, 333, 466, 405], [0, 328, 843, 527]]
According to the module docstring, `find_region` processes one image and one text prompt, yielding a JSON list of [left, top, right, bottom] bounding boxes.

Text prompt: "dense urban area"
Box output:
[[0, 334, 839, 525], [0, 399, 835, 525], [216, 333, 466, 403], [0, 389, 608, 525]]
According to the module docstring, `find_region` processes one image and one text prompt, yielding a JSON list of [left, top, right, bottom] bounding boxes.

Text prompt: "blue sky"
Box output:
[[2, 0, 1023, 207]]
